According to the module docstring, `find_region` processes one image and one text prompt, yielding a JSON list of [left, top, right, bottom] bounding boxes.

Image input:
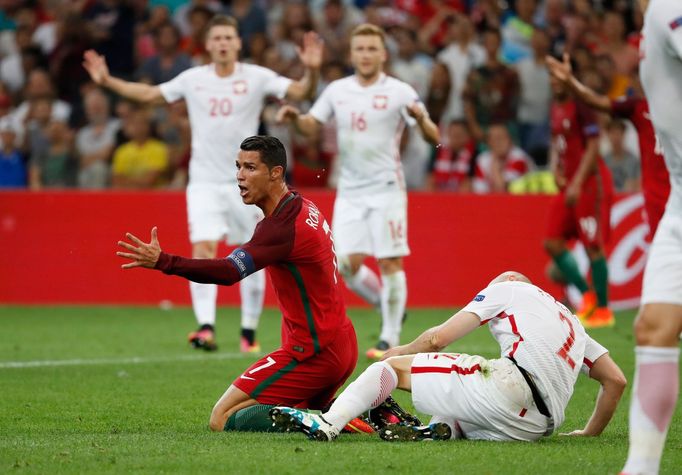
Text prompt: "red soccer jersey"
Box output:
[[550, 99, 601, 182], [156, 191, 351, 360], [610, 97, 671, 236]]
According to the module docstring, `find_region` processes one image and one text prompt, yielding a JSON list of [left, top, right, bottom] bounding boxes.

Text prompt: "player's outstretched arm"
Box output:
[[407, 102, 440, 145], [83, 50, 166, 105], [285, 31, 323, 101], [276, 105, 321, 137], [546, 54, 611, 113], [381, 311, 480, 359], [561, 353, 626, 437], [117, 227, 162, 269]]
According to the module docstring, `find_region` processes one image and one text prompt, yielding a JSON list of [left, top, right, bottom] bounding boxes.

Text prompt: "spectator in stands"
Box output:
[[472, 123, 533, 194], [173, 0, 222, 38], [594, 10, 639, 76], [75, 88, 120, 189], [313, 0, 362, 63], [180, 5, 213, 64], [603, 120, 640, 193], [84, 0, 137, 78], [595, 54, 630, 101], [429, 119, 476, 192], [516, 27, 551, 166], [501, 0, 537, 64], [540, 0, 566, 57], [28, 119, 76, 189], [408, 0, 465, 53], [0, 117, 26, 188], [111, 108, 168, 189], [437, 14, 486, 124], [0, 24, 33, 96], [463, 28, 520, 145], [154, 100, 190, 188], [225, 0, 267, 60], [49, 13, 91, 104], [136, 21, 192, 84]]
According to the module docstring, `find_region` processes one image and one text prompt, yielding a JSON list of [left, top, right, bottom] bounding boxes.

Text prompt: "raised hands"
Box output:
[[545, 52, 572, 83], [276, 104, 301, 124], [117, 227, 162, 269], [296, 31, 324, 70], [82, 50, 110, 85]]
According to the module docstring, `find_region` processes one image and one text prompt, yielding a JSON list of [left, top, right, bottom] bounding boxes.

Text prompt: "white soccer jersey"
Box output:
[[159, 63, 291, 185], [461, 281, 608, 430], [641, 0, 682, 215], [309, 73, 422, 196]]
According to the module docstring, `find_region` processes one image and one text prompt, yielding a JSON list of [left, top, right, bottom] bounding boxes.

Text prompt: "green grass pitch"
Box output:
[[1, 305, 680, 474]]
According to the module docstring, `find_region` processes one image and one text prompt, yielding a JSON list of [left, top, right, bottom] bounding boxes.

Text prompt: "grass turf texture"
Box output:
[[1, 306, 680, 474]]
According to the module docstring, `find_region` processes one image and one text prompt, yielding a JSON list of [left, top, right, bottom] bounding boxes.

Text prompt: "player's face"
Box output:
[[205, 25, 241, 65], [350, 35, 386, 80], [236, 150, 273, 205]]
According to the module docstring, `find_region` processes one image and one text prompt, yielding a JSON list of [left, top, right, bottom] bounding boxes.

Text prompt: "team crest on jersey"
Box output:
[[233, 80, 248, 95], [373, 95, 388, 110], [473, 294, 485, 302]]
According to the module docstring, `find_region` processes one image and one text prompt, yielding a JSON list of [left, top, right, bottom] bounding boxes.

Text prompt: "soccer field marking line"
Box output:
[[0, 352, 252, 369]]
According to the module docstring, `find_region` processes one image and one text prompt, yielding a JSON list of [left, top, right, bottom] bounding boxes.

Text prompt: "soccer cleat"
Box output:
[[187, 328, 217, 351], [342, 417, 375, 434], [365, 340, 390, 360], [240, 337, 261, 353], [269, 407, 339, 441], [368, 395, 422, 429], [576, 290, 597, 322], [379, 422, 452, 442], [582, 307, 615, 329]]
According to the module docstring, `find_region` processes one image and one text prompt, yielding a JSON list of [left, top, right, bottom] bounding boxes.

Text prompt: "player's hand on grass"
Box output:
[[82, 50, 110, 86], [276, 105, 301, 124], [559, 429, 591, 437], [296, 31, 324, 70], [117, 227, 162, 269]]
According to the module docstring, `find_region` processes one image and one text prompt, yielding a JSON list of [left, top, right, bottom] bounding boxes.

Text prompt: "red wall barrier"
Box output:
[[0, 191, 646, 308]]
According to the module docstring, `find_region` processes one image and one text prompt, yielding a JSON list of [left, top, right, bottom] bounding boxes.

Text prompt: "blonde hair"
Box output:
[[350, 23, 387, 47]]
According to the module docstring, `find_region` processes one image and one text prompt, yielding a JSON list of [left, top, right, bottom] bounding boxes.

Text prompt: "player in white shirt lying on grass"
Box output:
[[83, 15, 322, 353], [270, 271, 626, 442], [277, 24, 440, 360]]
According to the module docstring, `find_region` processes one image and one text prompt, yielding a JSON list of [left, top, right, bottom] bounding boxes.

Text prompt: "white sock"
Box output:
[[190, 281, 217, 327], [623, 346, 680, 475], [379, 271, 407, 347], [344, 265, 381, 307], [239, 270, 265, 331], [323, 361, 398, 430]]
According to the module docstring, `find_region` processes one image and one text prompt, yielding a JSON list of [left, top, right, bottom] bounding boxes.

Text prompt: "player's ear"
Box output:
[[270, 165, 284, 181]]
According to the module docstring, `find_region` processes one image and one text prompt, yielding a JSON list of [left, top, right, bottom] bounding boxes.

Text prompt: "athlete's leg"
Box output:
[[321, 355, 414, 430], [239, 270, 265, 351], [377, 256, 407, 348], [209, 384, 259, 431], [338, 253, 381, 307], [623, 304, 682, 474], [188, 241, 220, 349], [585, 245, 608, 308], [544, 238, 589, 293]]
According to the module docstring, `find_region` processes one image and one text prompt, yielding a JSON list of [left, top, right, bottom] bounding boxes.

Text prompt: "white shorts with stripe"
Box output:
[[332, 191, 410, 259], [186, 182, 263, 244], [641, 212, 682, 305], [411, 353, 550, 441]]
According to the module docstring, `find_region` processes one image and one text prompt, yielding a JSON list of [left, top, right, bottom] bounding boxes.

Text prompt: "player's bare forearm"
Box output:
[[582, 353, 626, 435], [286, 67, 320, 102], [154, 253, 241, 286], [102, 76, 165, 105], [293, 114, 321, 137], [570, 138, 599, 189], [400, 311, 480, 356], [417, 115, 440, 146], [569, 76, 611, 113]]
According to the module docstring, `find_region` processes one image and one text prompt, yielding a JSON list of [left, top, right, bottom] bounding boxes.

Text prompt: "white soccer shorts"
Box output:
[[641, 212, 682, 305], [186, 182, 263, 244], [411, 353, 550, 441], [332, 191, 410, 259]]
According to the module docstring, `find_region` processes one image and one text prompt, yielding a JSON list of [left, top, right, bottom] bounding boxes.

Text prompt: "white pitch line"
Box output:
[[0, 352, 253, 369]]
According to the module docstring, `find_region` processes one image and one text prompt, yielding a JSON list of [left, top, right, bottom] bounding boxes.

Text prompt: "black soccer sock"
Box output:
[[241, 328, 255, 345], [200, 324, 214, 332], [224, 404, 289, 432]]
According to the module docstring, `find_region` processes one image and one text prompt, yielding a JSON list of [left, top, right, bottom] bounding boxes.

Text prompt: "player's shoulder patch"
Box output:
[[473, 294, 485, 302], [669, 16, 682, 30]]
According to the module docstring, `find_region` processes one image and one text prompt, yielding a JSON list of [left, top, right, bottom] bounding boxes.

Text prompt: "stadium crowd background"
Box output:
[[0, 0, 645, 193]]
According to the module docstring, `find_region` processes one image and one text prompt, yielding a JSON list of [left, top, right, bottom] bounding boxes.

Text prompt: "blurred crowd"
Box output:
[[0, 0, 644, 193]]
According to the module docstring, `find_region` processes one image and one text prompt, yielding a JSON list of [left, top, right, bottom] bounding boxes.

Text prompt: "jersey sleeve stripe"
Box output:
[[583, 358, 594, 369], [505, 312, 524, 358], [411, 363, 482, 376]]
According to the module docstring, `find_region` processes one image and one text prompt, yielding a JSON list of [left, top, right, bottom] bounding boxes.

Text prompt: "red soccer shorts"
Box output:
[[233, 323, 357, 410], [546, 171, 613, 248]]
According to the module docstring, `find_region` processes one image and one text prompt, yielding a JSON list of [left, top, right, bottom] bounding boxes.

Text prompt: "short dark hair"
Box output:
[[240, 135, 287, 173]]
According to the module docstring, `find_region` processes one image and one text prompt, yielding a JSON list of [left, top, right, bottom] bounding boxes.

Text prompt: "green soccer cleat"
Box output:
[[379, 422, 452, 442]]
